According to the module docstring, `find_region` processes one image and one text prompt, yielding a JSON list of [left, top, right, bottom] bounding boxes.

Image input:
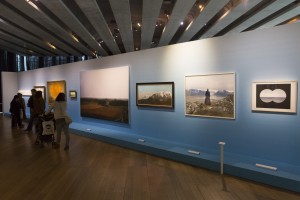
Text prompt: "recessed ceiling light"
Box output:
[[47, 42, 56, 49], [71, 34, 79, 42], [26, 0, 39, 10]]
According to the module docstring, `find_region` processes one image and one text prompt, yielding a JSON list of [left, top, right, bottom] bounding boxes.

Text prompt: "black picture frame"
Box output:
[[69, 90, 77, 100], [252, 81, 297, 113], [136, 82, 174, 108]]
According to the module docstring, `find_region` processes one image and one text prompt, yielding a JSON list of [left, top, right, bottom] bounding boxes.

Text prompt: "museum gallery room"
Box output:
[[0, 0, 300, 199]]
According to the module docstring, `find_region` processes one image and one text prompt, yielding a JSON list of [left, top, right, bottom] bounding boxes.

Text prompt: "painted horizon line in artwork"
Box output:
[[136, 82, 174, 109], [185, 73, 235, 119], [80, 66, 129, 124]]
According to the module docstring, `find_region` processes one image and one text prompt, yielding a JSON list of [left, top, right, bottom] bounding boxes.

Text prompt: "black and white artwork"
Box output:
[[252, 81, 297, 113]]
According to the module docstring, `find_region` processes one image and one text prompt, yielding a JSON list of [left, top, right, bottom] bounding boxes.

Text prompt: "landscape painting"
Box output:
[[34, 86, 46, 100], [47, 80, 66, 104], [252, 81, 297, 113], [185, 73, 235, 119], [80, 66, 129, 124], [136, 82, 174, 108]]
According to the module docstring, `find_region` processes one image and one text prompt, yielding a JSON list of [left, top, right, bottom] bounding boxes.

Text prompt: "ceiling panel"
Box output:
[[39, 0, 107, 56], [0, 0, 298, 58], [257, 4, 300, 30], [0, 30, 55, 56], [158, 0, 196, 46], [0, 39, 30, 55], [200, 0, 262, 39], [75, 0, 121, 55], [7, 0, 94, 56], [178, 0, 230, 43], [227, 0, 295, 35], [0, 2, 69, 55], [109, 0, 134, 52], [141, 0, 163, 49]]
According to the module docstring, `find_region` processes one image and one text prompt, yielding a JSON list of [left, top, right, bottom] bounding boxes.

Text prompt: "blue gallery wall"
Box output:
[[8, 23, 300, 169]]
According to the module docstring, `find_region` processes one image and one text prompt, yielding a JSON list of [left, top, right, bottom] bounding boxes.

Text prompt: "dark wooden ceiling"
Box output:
[[0, 0, 299, 57]]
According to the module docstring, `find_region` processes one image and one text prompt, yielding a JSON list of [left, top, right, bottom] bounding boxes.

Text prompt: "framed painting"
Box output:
[[17, 90, 31, 96], [34, 86, 46, 100], [80, 66, 129, 124], [47, 80, 66, 104], [69, 90, 77, 100], [136, 82, 174, 108], [252, 81, 297, 113], [185, 73, 235, 119]]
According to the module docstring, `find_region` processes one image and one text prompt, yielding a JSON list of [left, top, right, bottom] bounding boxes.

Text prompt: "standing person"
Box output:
[[10, 95, 22, 128], [205, 89, 211, 105], [33, 91, 45, 138], [33, 91, 45, 117], [45, 93, 70, 150], [17, 93, 26, 120], [24, 89, 36, 132]]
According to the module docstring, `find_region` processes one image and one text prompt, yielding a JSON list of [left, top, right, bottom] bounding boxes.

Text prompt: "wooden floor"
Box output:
[[0, 115, 299, 200]]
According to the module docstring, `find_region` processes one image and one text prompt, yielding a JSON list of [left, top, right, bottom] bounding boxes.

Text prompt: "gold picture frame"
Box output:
[[47, 80, 66, 104]]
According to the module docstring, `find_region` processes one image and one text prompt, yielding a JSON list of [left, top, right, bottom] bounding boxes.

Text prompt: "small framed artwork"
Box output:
[[252, 81, 297, 113], [185, 73, 235, 119], [69, 90, 77, 100], [47, 80, 66, 104], [136, 82, 174, 108], [34, 86, 46, 100]]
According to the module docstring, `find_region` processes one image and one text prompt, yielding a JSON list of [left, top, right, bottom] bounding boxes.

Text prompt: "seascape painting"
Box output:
[[185, 73, 235, 119], [136, 82, 174, 108], [252, 81, 297, 113], [80, 66, 129, 124]]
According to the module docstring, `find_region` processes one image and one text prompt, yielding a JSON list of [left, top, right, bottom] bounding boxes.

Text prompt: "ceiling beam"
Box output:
[[226, 0, 295, 35], [178, 0, 229, 43], [141, 0, 163, 50], [158, 0, 196, 47], [200, 0, 262, 39], [256, 4, 300, 30], [75, 0, 121, 55], [0, 30, 55, 56], [109, 0, 134, 52], [9, 0, 94, 56], [39, 0, 107, 56], [0, 2, 69, 56]]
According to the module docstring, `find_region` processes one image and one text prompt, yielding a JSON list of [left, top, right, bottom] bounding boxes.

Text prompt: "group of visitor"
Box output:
[[9, 89, 71, 150]]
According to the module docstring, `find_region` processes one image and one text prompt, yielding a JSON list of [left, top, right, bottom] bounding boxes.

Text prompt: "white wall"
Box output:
[[2, 72, 18, 113]]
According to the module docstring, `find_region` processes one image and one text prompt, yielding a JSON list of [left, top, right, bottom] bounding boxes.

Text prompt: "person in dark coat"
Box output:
[[24, 89, 36, 132], [18, 92, 26, 120], [205, 89, 211, 105], [10, 95, 23, 128]]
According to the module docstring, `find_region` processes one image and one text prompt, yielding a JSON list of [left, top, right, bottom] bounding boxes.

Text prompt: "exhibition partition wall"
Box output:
[[2, 23, 300, 192]]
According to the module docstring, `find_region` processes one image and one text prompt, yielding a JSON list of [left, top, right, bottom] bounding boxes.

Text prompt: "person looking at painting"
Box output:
[[24, 89, 36, 132], [45, 93, 70, 150], [31, 91, 45, 135], [10, 95, 23, 128], [17, 92, 26, 120], [33, 91, 45, 117], [205, 89, 211, 105]]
